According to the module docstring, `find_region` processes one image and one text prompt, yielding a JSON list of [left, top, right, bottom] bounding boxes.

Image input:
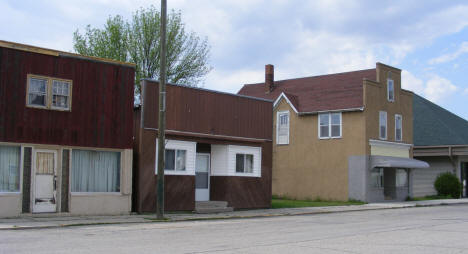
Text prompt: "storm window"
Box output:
[[236, 154, 253, 173], [379, 111, 387, 140], [319, 112, 342, 139], [395, 114, 402, 141], [27, 74, 72, 111], [277, 111, 290, 145]]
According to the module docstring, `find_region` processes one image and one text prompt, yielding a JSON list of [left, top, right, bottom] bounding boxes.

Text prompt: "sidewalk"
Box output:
[[1, 199, 467, 230]]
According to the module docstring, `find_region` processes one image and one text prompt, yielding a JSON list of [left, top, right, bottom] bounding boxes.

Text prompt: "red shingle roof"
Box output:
[[238, 69, 377, 113]]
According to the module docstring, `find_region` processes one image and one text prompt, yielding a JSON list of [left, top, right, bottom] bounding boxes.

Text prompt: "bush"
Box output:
[[434, 172, 462, 198]]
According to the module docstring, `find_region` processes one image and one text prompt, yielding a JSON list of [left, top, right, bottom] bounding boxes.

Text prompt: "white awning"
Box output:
[[370, 155, 429, 169]]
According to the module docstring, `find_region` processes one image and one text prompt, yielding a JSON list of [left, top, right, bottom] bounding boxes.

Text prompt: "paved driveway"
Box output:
[[1, 205, 468, 253]]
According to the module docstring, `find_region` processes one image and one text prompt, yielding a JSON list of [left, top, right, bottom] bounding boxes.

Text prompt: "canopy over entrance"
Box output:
[[370, 155, 429, 169]]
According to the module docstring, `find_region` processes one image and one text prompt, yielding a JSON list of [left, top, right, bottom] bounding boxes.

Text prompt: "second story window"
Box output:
[[277, 111, 289, 145], [27, 74, 72, 111], [395, 114, 402, 141], [387, 72, 394, 102], [319, 112, 342, 139], [379, 111, 387, 140]]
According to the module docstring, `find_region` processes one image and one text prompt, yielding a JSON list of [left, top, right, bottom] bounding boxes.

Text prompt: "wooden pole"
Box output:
[[156, 0, 167, 220]]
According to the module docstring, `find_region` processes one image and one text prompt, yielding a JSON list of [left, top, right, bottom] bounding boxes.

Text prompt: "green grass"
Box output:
[[271, 197, 366, 209], [407, 195, 453, 201]]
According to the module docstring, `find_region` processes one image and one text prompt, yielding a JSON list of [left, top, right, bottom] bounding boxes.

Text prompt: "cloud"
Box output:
[[401, 70, 425, 95], [464, 88, 468, 95], [429, 41, 468, 64], [424, 75, 458, 102], [402, 71, 458, 103]]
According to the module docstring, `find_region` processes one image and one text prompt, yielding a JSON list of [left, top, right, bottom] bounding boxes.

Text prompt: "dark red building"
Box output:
[[134, 79, 273, 212], [0, 41, 135, 217]]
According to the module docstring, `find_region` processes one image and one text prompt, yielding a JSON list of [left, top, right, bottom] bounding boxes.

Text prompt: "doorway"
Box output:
[[32, 150, 57, 213], [195, 153, 210, 201], [462, 162, 468, 198]]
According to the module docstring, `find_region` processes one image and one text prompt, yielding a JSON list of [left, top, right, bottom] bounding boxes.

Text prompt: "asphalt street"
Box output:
[[1, 205, 468, 254]]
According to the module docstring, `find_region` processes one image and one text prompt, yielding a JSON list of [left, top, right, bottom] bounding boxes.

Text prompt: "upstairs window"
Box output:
[[395, 114, 402, 141], [236, 153, 253, 173], [319, 112, 342, 139], [27, 74, 72, 111], [277, 111, 290, 145], [379, 111, 387, 140], [387, 72, 394, 102]]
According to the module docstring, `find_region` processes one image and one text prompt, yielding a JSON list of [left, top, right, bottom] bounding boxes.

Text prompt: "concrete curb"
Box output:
[[1, 200, 467, 230]]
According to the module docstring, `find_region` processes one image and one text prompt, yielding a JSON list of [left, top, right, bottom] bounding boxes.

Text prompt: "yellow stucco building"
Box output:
[[239, 62, 428, 202]]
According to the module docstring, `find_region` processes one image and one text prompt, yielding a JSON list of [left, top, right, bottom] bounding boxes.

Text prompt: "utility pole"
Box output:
[[156, 0, 167, 220]]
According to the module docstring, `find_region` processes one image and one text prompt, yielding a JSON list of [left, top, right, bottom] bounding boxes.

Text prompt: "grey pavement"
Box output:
[[1, 204, 468, 253], [0, 198, 467, 230]]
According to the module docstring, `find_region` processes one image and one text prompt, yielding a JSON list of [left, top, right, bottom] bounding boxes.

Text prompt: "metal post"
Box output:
[[157, 0, 167, 220]]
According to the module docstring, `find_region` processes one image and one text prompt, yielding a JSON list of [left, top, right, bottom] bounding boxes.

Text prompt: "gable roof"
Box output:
[[413, 94, 468, 146], [238, 69, 376, 113]]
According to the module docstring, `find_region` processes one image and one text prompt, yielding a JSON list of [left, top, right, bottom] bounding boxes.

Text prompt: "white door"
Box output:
[[195, 153, 210, 201], [32, 150, 57, 213]]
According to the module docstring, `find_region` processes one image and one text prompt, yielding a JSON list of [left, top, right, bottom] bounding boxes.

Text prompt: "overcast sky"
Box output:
[[1, 0, 467, 119]]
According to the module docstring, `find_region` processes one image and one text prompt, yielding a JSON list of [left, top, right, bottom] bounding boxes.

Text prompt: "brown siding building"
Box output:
[[239, 63, 428, 202], [133, 79, 272, 212], [0, 41, 135, 217]]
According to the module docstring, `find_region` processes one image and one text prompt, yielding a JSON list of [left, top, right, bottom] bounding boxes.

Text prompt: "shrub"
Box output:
[[434, 172, 462, 198]]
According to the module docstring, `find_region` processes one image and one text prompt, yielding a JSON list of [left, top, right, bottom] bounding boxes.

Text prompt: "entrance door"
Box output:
[[32, 150, 57, 213], [195, 153, 210, 201]]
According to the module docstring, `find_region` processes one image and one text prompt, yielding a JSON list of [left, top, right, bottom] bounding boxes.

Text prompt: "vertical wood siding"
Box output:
[[0, 47, 135, 149], [142, 80, 272, 141]]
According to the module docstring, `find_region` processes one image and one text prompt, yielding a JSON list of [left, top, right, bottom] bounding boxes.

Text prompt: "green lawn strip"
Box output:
[[271, 198, 366, 209]]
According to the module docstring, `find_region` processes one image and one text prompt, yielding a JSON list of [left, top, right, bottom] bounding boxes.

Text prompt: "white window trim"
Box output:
[[395, 114, 403, 141], [276, 111, 290, 145], [379, 111, 387, 140], [70, 148, 123, 194], [318, 112, 342, 139], [387, 78, 395, 102]]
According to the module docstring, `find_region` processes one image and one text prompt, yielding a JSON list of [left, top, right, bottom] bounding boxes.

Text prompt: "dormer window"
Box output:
[[387, 72, 394, 102]]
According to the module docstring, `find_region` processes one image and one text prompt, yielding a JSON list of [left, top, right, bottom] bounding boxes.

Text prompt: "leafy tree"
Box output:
[[73, 6, 211, 99]]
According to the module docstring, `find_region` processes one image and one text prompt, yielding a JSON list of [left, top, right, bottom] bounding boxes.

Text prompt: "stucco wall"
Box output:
[[272, 99, 366, 201], [364, 63, 413, 155]]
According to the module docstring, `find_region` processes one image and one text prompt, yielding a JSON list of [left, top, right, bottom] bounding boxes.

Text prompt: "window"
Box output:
[[319, 112, 342, 139], [27, 74, 72, 111], [164, 149, 186, 171], [28, 77, 48, 107], [71, 150, 120, 192], [236, 154, 253, 173], [371, 168, 384, 188], [277, 111, 289, 144], [387, 72, 394, 102], [396, 169, 408, 187], [0, 145, 21, 192], [395, 114, 402, 141], [379, 111, 387, 140]]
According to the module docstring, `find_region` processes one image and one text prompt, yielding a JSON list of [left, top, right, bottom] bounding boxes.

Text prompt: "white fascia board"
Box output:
[[369, 139, 413, 149], [273, 92, 299, 114]]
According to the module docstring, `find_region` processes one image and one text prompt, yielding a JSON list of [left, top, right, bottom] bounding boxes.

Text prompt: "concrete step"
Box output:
[[195, 201, 233, 214], [195, 206, 234, 214], [195, 201, 228, 208]]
